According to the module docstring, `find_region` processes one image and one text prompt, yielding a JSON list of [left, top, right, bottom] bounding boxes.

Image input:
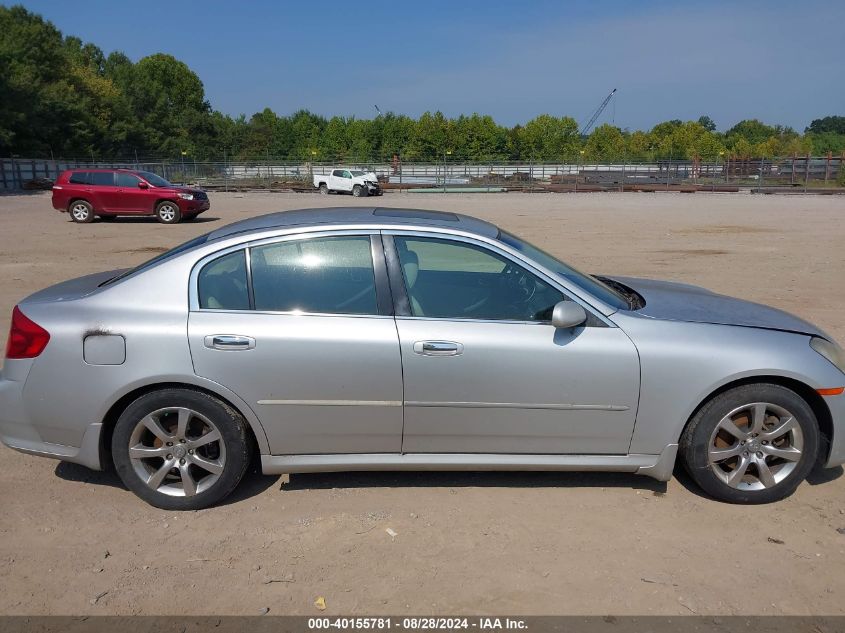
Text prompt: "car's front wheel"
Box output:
[[111, 389, 252, 510], [680, 383, 819, 504], [352, 184, 368, 197], [155, 201, 181, 224]]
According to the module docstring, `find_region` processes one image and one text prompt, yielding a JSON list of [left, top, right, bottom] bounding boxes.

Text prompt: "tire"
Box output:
[[680, 383, 819, 504], [352, 184, 367, 197], [68, 200, 94, 223], [155, 201, 182, 224], [111, 388, 252, 510], [319, 183, 329, 195]]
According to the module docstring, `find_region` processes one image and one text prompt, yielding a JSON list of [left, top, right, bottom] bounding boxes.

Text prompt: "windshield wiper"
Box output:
[[594, 276, 644, 310]]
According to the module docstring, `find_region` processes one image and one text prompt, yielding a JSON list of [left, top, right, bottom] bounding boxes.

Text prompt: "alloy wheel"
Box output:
[[158, 204, 177, 222], [128, 407, 226, 497], [708, 402, 803, 490], [71, 203, 90, 221]]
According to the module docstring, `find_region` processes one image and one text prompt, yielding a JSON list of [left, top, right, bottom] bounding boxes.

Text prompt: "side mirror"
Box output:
[[551, 301, 587, 329], [138, 181, 149, 189]]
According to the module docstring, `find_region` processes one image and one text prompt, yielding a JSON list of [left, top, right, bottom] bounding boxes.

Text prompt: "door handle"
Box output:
[[204, 334, 255, 351], [413, 340, 463, 356]]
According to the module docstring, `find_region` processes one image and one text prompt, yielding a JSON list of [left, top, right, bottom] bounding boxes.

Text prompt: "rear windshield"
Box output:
[[100, 233, 211, 286]]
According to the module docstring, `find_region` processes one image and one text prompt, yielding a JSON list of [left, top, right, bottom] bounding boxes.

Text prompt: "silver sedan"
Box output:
[[2, 207, 844, 509]]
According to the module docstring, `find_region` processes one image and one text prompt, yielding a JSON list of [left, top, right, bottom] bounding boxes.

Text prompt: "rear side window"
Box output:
[[250, 236, 377, 315], [68, 172, 90, 185], [197, 250, 250, 310], [90, 172, 115, 186]]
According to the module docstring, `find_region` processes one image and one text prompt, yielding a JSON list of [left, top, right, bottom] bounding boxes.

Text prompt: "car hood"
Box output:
[[157, 186, 201, 194], [608, 275, 829, 338]]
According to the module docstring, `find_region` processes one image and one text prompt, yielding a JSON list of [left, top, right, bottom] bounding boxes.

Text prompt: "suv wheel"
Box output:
[[69, 200, 94, 223], [111, 389, 252, 510], [680, 383, 819, 504], [155, 201, 181, 224]]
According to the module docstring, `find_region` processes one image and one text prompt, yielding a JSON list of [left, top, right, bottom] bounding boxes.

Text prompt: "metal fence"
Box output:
[[2, 155, 843, 193]]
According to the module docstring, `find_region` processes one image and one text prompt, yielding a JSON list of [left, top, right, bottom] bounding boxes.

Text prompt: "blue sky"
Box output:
[[18, 0, 845, 131]]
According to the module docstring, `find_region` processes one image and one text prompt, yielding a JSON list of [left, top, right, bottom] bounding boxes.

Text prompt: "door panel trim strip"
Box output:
[[405, 401, 629, 411], [257, 399, 402, 407]]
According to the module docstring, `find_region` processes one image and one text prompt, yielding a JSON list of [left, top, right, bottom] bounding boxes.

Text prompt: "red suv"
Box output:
[[51, 169, 210, 224]]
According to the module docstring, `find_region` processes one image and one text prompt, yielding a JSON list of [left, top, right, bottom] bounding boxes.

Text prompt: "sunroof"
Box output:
[[372, 208, 460, 222]]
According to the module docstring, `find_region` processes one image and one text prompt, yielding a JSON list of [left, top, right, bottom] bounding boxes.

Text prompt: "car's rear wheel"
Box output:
[[111, 389, 252, 510], [680, 383, 819, 504], [352, 184, 367, 197], [155, 201, 181, 224], [319, 183, 329, 195], [69, 200, 93, 223]]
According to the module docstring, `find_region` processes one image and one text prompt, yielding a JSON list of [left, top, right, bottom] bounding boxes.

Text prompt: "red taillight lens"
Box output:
[[5, 306, 50, 359]]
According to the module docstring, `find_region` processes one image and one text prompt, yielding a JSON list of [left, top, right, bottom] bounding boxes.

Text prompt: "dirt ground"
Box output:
[[0, 190, 844, 616]]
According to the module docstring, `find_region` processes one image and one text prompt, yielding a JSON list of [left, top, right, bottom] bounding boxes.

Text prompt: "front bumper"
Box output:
[[824, 393, 845, 468], [0, 368, 103, 470], [177, 198, 210, 214]]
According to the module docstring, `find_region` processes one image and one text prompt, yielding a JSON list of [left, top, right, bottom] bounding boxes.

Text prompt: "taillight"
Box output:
[[5, 306, 50, 359]]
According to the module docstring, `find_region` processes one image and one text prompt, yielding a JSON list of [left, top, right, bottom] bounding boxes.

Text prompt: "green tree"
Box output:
[[697, 115, 717, 132], [806, 116, 845, 135], [584, 124, 626, 162], [519, 115, 580, 161]]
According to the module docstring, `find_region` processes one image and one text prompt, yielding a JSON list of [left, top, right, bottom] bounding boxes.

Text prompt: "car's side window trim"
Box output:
[[381, 230, 611, 327], [189, 230, 392, 318]]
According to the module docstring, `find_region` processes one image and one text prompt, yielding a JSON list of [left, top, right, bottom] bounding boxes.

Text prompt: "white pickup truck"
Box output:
[[313, 169, 382, 197]]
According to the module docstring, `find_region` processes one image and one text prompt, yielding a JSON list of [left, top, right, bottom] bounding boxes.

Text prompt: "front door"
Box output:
[[187, 232, 403, 455], [113, 172, 149, 213], [387, 233, 641, 455]]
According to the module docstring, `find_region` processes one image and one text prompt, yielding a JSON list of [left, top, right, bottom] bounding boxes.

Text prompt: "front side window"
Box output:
[[90, 171, 115, 186], [394, 236, 565, 321], [250, 236, 377, 315], [136, 171, 171, 187], [342, 170, 352, 178], [198, 250, 250, 310], [116, 172, 141, 187]]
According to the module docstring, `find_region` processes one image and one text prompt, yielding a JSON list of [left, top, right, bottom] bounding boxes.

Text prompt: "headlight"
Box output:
[[177, 193, 194, 200], [810, 337, 845, 374]]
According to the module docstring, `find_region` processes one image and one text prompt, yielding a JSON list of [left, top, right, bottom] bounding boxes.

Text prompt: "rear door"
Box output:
[[88, 171, 118, 210], [187, 231, 404, 455]]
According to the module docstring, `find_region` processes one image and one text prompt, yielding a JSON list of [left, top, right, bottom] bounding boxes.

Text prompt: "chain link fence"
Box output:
[[2, 155, 843, 193]]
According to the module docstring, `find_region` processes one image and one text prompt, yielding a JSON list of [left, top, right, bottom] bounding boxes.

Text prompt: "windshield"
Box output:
[[350, 170, 366, 176], [498, 231, 630, 310], [100, 233, 211, 286], [137, 171, 172, 187]]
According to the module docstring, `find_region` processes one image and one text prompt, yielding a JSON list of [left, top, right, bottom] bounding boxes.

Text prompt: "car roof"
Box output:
[[206, 207, 500, 241], [64, 168, 140, 173]]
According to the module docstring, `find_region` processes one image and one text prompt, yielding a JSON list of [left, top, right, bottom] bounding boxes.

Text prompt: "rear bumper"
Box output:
[[0, 369, 102, 470], [824, 393, 845, 468]]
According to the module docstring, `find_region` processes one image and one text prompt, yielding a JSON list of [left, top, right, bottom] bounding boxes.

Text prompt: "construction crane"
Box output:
[[579, 88, 617, 136]]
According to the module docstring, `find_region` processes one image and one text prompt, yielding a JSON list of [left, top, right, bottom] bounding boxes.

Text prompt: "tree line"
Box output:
[[2, 5, 844, 164]]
